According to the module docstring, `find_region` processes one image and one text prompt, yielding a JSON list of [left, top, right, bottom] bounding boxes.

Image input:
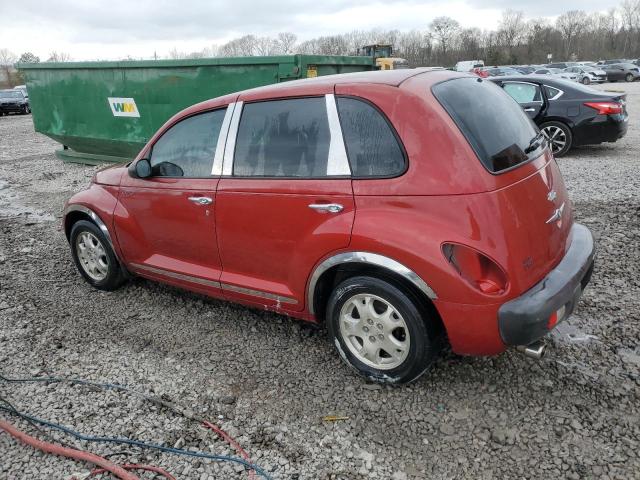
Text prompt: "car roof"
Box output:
[[241, 67, 445, 95]]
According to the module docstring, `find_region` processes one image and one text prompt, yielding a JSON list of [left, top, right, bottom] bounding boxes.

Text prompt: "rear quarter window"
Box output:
[[432, 77, 542, 173], [336, 97, 406, 177]]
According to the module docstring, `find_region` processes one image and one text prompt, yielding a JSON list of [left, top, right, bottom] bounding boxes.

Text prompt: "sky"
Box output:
[[0, 0, 620, 61]]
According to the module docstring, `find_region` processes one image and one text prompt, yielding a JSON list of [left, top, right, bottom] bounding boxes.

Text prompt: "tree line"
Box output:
[[1, 0, 640, 86], [177, 1, 640, 67]]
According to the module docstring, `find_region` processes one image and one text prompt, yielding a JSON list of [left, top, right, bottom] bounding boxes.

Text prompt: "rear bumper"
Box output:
[[574, 115, 628, 145], [498, 223, 595, 346]]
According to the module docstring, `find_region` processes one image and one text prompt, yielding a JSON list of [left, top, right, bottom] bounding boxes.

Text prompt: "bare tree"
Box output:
[[47, 51, 72, 62], [429, 16, 460, 58], [556, 10, 589, 57], [498, 9, 526, 61], [219, 35, 257, 56], [276, 32, 298, 54], [255, 36, 278, 56], [0, 49, 17, 87]]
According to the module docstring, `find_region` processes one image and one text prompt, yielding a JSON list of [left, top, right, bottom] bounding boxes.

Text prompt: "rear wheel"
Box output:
[[582, 77, 591, 85], [70, 220, 126, 291], [326, 276, 442, 384], [541, 121, 572, 157], [626, 73, 634, 82]]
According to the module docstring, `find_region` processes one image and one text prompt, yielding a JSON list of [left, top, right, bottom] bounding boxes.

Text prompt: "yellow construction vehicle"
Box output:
[[359, 44, 410, 70]]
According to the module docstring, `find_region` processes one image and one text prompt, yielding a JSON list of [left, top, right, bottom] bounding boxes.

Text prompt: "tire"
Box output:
[[70, 220, 126, 291], [582, 77, 590, 85], [24, 105, 31, 114], [326, 276, 442, 384], [626, 73, 634, 82], [540, 121, 572, 157]]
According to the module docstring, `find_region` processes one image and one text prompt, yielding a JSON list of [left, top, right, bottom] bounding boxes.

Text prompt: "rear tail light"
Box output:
[[584, 101, 623, 115], [442, 243, 508, 295]]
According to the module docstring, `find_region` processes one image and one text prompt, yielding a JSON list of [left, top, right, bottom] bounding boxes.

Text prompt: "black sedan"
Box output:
[[489, 76, 628, 156], [0, 89, 30, 115]]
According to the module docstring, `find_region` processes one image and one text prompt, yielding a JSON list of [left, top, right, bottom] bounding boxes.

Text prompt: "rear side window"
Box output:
[[432, 77, 542, 173], [502, 82, 542, 103], [233, 97, 331, 177], [337, 97, 406, 177], [150, 109, 226, 177]]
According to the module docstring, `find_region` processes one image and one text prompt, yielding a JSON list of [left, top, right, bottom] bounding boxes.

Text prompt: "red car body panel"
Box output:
[[64, 69, 593, 357], [216, 178, 355, 309]]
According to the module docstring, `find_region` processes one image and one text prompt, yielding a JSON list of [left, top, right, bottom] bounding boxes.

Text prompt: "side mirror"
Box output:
[[129, 158, 152, 179]]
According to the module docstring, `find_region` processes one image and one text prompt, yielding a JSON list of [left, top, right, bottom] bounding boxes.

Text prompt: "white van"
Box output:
[[455, 60, 484, 72]]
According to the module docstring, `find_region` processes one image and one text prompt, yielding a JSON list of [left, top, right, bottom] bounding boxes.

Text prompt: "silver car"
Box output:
[[564, 66, 608, 85], [532, 68, 578, 82]]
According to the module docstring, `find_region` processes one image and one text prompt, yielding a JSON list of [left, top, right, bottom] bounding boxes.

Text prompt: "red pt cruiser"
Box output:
[[64, 69, 595, 384]]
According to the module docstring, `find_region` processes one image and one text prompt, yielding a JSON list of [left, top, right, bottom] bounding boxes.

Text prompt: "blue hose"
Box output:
[[0, 406, 272, 479]]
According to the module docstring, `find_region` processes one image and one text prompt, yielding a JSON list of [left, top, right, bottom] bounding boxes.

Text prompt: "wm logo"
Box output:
[[108, 97, 140, 118]]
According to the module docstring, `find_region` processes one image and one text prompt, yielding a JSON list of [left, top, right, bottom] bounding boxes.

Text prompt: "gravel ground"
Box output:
[[1, 82, 639, 480]]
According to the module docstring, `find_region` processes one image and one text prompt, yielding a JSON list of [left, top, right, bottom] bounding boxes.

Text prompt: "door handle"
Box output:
[[188, 196, 213, 206], [308, 203, 344, 213], [524, 107, 536, 112]]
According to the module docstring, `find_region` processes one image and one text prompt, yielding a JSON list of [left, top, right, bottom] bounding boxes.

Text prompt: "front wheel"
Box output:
[[582, 77, 591, 85], [326, 276, 442, 384], [626, 73, 634, 82], [70, 220, 126, 291], [541, 121, 573, 157]]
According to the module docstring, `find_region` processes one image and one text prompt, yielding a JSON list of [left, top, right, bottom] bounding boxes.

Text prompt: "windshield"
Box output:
[[0, 90, 22, 99], [432, 77, 544, 173]]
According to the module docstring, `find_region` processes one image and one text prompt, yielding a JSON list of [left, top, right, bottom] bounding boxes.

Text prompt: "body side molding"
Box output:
[[307, 251, 438, 315]]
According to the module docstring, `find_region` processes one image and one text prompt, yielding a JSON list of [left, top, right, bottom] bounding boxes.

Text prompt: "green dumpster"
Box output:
[[19, 55, 376, 165]]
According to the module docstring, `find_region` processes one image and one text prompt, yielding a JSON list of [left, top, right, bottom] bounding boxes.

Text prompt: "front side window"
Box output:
[[502, 82, 542, 104], [150, 109, 226, 177], [433, 77, 543, 173], [337, 97, 406, 177], [233, 97, 333, 177]]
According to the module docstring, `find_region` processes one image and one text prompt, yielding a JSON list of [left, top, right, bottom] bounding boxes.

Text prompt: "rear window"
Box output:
[[432, 77, 543, 173]]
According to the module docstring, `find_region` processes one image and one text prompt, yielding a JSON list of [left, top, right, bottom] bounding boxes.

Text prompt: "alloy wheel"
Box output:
[[339, 293, 410, 370], [75, 231, 109, 281], [541, 125, 567, 155]]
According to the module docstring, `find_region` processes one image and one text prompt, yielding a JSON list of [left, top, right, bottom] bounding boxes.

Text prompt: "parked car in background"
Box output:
[[546, 62, 578, 70], [483, 66, 522, 76], [63, 69, 596, 383], [0, 89, 30, 115], [490, 76, 628, 156], [514, 65, 537, 74], [533, 68, 578, 82], [13, 85, 28, 99], [564, 66, 608, 85], [596, 59, 626, 66], [602, 63, 640, 82], [455, 60, 484, 72]]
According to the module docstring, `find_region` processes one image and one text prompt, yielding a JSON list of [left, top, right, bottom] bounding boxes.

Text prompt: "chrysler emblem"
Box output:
[[545, 202, 565, 228], [547, 190, 557, 202]]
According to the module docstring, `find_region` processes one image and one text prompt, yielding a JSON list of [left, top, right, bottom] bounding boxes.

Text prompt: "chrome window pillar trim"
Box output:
[[211, 103, 236, 176], [325, 94, 351, 176], [543, 85, 564, 100], [222, 100, 243, 176], [307, 251, 437, 315], [129, 263, 222, 289]]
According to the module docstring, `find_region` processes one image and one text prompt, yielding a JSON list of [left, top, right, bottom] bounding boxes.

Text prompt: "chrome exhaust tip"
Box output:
[[516, 341, 546, 360]]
